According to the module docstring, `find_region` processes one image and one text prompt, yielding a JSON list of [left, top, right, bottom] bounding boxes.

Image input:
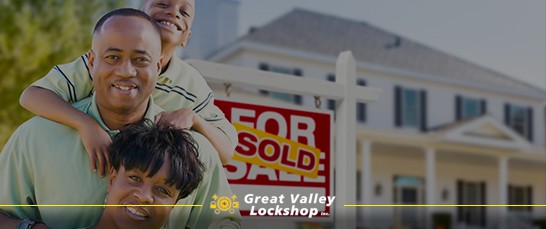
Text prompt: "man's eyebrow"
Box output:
[[134, 49, 152, 57], [105, 47, 122, 52]]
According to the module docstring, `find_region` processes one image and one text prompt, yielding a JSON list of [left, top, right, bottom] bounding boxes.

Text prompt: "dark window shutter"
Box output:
[[480, 99, 487, 115], [259, 63, 269, 71], [457, 180, 464, 222], [293, 68, 302, 76], [504, 103, 511, 125], [420, 90, 427, 132], [508, 185, 513, 210], [395, 86, 402, 127], [258, 63, 270, 95], [480, 182, 486, 227], [292, 69, 303, 105], [294, 95, 302, 105], [527, 186, 533, 212], [327, 74, 336, 111], [456, 95, 462, 120], [357, 79, 367, 122], [527, 107, 533, 142]]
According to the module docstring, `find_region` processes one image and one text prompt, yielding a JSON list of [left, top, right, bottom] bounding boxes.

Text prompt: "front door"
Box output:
[[457, 180, 486, 228], [394, 176, 424, 228]]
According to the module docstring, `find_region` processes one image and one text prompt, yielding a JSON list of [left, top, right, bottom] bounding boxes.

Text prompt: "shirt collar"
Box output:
[[157, 55, 183, 85], [87, 94, 160, 137]]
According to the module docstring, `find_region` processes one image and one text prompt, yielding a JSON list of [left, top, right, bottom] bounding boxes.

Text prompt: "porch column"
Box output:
[[425, 148, 436, 229], [498, 157, 508, 229], [359, 140, 372, 226]]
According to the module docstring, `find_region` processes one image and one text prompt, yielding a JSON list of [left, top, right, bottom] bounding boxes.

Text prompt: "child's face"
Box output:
[[141, 0, 195, 48], [105, 163, 180, 229]]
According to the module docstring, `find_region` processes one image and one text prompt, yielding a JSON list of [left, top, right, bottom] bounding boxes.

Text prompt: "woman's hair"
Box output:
[[109, 120, 205, 200]]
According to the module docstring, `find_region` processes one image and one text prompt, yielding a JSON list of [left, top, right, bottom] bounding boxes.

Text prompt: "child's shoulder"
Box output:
[[164, 56, 208, 88]]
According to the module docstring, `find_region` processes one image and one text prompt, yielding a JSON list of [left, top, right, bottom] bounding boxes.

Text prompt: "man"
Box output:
[[0, 8, 240, 229], [20, 0, 237, 176]]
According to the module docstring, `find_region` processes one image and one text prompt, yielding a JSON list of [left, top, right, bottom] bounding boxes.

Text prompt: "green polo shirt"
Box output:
[[0, 95, 241, 228], [31, 54, 238, 150]]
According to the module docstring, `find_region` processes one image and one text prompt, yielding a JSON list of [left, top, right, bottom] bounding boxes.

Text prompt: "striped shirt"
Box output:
[[31, 54, 238, 150]]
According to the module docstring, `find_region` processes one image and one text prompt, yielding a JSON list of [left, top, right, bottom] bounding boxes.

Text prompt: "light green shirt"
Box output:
[[31, 54, 238, 150], [0, 95, 241, 229]]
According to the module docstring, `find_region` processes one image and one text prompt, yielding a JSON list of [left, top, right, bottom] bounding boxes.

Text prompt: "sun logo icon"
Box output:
[[210, 194, 239, 214]]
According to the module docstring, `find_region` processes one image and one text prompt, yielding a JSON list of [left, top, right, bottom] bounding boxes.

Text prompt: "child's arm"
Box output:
[[20, 86, 111, 177], [155, 108, 234, 164]]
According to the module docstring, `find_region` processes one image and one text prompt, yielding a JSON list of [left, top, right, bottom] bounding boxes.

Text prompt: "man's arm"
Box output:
[[0, 216, 48, 229], [0, 125, 43, 228]]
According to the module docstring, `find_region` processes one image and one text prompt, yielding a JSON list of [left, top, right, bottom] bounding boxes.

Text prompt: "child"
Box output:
[[90, 121, 205, 229], [19, 0, 237, 177]]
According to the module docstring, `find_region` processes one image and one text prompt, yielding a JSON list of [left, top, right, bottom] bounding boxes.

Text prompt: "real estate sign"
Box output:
[[216, 98, 333, 219]]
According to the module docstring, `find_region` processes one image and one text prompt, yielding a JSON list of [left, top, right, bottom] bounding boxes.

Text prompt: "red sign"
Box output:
[[216, 99, 333, 218]]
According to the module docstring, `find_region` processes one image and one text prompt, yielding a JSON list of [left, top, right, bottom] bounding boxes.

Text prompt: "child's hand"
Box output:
[[154, 108, 196, 129], [78, 118, 111, 178]]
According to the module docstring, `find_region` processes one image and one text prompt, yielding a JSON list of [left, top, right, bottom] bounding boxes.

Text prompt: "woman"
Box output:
[[89, 121, 204, 229]]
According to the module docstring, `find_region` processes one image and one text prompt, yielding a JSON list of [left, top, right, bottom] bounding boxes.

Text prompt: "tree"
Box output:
[[0, 0, 124, 147]]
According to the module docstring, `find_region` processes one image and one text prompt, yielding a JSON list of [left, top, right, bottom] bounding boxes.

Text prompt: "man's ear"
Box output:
[[107, 167, 117, 192], [180, 30, 191, 47], [87, 50, 95, 71], [157, 56, 164, 73]]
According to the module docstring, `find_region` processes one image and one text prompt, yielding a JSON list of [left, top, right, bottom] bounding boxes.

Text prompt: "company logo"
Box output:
[[245, 193, 335, 218], [210, 194, 239, 214]]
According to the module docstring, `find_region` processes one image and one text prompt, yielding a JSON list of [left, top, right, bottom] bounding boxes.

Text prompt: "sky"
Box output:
[[238, 0, 546, 90]]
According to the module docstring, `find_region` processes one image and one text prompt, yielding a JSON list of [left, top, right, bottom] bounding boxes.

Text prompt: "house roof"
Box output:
[[237, 8, 544, 95]]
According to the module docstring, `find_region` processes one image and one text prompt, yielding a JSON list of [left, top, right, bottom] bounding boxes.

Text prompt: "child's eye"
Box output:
[[180, 9, 190, 17], [156, 3, 167, 8]]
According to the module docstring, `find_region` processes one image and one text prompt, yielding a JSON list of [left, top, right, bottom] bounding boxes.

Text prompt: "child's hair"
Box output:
[[109, 120, 205, 200]]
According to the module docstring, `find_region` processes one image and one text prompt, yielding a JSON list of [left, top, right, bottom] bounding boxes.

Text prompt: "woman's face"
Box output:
[[104, 163, 181, 229]]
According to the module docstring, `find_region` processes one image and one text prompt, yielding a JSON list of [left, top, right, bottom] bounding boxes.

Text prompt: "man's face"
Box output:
[[142, 0, 195, 47], [88, 15, 162, 114], [105, 164, 180, 228]]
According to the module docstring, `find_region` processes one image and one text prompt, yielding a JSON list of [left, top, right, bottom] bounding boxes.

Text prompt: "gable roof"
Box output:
[[235, 8, 544, 96], [434, 115, 532, 150]]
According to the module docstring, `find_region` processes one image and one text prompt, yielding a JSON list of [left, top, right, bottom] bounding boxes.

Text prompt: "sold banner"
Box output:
[[216, 98, 333, 219]]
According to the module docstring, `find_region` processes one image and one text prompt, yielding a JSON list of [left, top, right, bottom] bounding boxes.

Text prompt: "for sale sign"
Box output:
[[215, 99, 333, 219]]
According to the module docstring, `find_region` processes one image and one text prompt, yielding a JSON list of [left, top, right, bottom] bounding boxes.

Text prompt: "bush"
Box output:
[[433, 212, 452, 229], [0, 0, 123, 147]]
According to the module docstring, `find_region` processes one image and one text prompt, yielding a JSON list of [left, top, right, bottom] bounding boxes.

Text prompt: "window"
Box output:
[[258, 63, 302, 105], [508, 185, 532, 212], [356, 79, 366, 123], [395, 86, 427, 131], [505, 104, 533, 141], [456, 96, 486, 120]]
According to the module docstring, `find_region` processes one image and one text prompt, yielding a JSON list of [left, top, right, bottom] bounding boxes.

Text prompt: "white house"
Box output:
[[185, 4, 546, 229]]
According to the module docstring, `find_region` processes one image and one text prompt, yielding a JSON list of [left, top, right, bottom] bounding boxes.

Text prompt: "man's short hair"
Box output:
[[109, 120, 205, 200], [93, 8, 160, 35]]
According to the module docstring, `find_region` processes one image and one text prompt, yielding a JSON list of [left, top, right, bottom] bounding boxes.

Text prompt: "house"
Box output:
[[185, 4, 546, 229]]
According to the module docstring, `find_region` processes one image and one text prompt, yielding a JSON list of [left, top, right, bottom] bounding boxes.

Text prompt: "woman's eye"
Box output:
[[129, 175, 141, 182], [158, 187, 171, 196]]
